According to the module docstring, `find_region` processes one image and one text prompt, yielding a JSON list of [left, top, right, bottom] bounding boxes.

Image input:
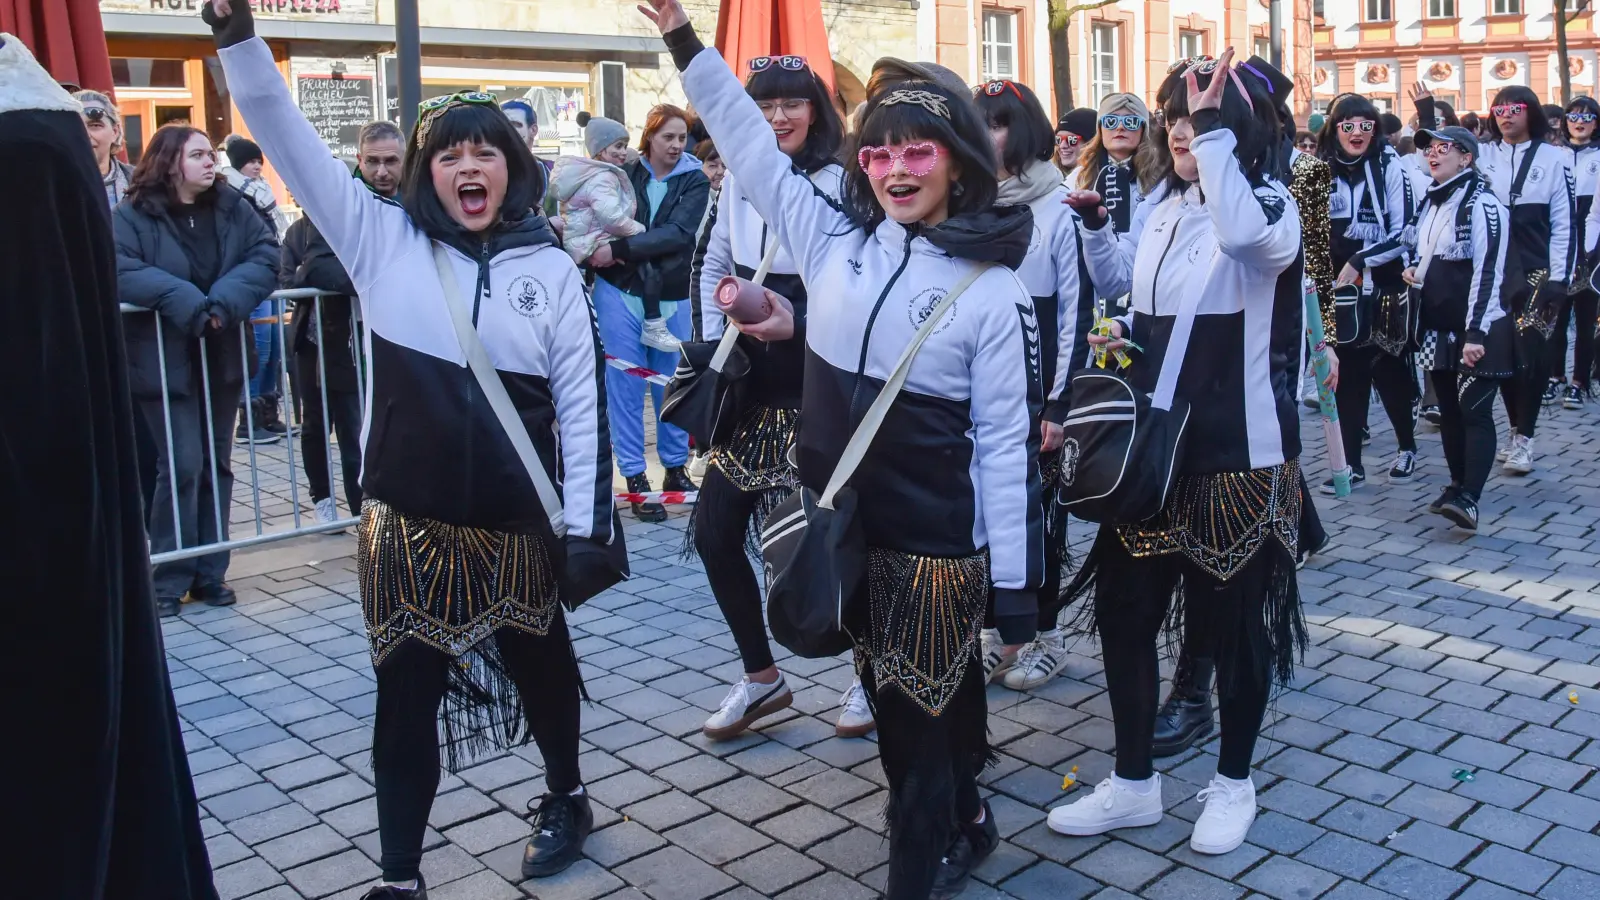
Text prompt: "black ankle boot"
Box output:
[[626, 473, 666, 523], [1152, 656, 1215, 757], [522, 792, 593, 878], [662, 464, 696, 493], [930, 800, 999, 900]]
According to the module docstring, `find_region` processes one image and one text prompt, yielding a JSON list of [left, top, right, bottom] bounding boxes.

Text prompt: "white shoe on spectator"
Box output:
[[1503, 436, 1535, 475], [703, 674, 791, 741], [981, 628, 1017, 684], [1496, 429, 1518, 462], [314, 497, 345, 534], [836, 679, 875, 737], [640, 318, 681, 353], [688, 451, 708, 480], [1047, 774, 1164, 836], [1003, 628, 1071, 691], [1190, 775, 1257, 855]]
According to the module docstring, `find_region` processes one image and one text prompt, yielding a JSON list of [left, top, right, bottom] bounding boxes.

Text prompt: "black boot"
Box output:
[[626, 473, 666, 523], [662, 464, 696, 494], [360, 874, 427, 899], [522, 792, 593, 878], [1152, 656, 1215, 757], [930, 800, 1000, 900]]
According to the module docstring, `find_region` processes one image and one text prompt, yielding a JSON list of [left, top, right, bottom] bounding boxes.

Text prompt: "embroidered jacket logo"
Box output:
[[508, 275, 549, 318], [908, 287, 956, 334]]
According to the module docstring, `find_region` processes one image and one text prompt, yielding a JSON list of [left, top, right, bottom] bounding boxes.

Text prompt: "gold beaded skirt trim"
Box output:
[[857, 548, 990, 718], [707, 404, 800, 493], [358, 499, 559, 667], [1116, 459, 1301, 583]]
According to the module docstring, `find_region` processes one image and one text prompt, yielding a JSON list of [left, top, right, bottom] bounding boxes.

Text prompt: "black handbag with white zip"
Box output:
[[1056, 265, 1202, 525], [761, 263, 993, 658]]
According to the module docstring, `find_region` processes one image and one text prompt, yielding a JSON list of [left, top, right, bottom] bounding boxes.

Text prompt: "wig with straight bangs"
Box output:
[[1155, 64, 1281, 197], [1485, 86, 1550, 143], [744, 63, 845, 173], [843, 79, 998, 231], [402, 102, 545, 240], [973, 80, 1056, 179], [1315, 93, 1390, 164], [1563, 95, 1599, 145]]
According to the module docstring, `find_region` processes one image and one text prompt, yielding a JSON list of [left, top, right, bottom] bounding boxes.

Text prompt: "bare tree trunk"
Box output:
[[1557, 0, 1574, 106], [1050, 19, 1074, 116]]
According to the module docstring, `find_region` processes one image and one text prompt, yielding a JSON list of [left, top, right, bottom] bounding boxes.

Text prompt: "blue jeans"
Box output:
[[248, 299, 282, 399], [593, 277, 690, 477]]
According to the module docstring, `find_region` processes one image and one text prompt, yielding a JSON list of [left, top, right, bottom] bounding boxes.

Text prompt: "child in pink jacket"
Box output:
[[551, 114, 644, 270]]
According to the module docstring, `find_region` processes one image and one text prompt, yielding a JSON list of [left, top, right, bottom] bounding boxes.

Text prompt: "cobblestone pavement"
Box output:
[[168, 394, 1600, 900]]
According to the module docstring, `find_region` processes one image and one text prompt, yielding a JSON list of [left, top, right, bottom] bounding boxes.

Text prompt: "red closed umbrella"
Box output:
[[716, 0, 835, 93], [1, 0, 114, 94]]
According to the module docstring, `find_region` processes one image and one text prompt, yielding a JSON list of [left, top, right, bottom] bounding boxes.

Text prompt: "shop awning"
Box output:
[[715, 0, 834, 92], [2, 0, 113, 93]]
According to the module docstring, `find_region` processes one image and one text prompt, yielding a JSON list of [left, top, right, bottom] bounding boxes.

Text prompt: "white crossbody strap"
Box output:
[[432, 243, 567, 538], [819, 262, 994, 509], [708, 233, 783, 371]]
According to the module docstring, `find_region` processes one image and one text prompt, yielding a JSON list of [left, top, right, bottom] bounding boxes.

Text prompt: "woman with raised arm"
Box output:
[[1047, 50, 1305, 857], [685, 54, 875, 743], [971, 78, 1094, 696], [201, 3, 622, 897], [639, 1, 1044, 896]]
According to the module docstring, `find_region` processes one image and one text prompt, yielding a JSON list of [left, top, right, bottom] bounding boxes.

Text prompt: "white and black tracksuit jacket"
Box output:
[[219, 38, 613, 541], [1011, 181, 1095, 423], [1409, 170, 1509, 344], [1079, 114, 1304, 475], [670, 32, 1044, 620], [1481, 139, 1576, 287], [693, 164, 845, 407], [1572, 144, 1599, 263], [1327, 147, 1416, 298]]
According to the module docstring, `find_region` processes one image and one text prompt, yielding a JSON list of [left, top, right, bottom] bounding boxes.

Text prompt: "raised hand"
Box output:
[[1186, 46, 1234, 112], [201, 0, 254, 47], [1408, 81, 1431, 105], [637, 0, 690, 35]]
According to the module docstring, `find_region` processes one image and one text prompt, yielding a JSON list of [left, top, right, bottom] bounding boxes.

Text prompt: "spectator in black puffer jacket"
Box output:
[[114, 123, 278, 618]]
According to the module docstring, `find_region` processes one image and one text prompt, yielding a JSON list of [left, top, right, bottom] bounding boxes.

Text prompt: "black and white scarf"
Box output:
[[1093, 159, 1138, 234], [1416, 170, 1482, 268], [1329, 151, 1390, 244]]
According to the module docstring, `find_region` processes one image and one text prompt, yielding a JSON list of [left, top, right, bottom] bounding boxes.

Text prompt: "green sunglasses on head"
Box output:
[[419, 91, 497, 113]]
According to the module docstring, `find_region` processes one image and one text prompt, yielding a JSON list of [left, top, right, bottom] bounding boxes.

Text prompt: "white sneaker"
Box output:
[[980, 628, 1017, 684], [836, 678, 875, 737], [1047, 774, 1164, 836], [1189, 775, 1257, 855], [703, 675, 792, 741], [640, 318, 682, 353], [313, 497, 345, 533], [1496, 429, 1518, 462], [1503, 436, 1535, 475], [688, 451, 708, 480], [1003, 628, 1071, 691]]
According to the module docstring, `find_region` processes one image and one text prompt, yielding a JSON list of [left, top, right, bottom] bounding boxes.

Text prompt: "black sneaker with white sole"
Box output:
[[1320, 470, 1366, 495], [1388, 450, 1417, 481], [1565, 384, 1586, 410], [1438, 493, 1479, 531], [1420, 405, 1442, 425], [522, 793, 593, 878], [930, 801, 1000, 900], [1426, 485, 1458, 514], [1542, 380, 1560, 405]]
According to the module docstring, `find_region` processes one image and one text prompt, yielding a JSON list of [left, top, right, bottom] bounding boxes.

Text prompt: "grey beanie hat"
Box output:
[[579, 111, 629, 158]]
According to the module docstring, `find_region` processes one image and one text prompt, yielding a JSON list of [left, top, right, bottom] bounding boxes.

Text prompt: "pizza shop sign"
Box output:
[[142, 0, 344, 10], [111, 0, 373, 17]]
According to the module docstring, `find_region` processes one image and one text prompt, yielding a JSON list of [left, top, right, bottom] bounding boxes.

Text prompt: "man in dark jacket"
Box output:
[[280, 120, 404, 525], [113, 132, 279, 617]]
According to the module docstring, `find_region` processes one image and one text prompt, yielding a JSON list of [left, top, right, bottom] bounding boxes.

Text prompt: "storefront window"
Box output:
[[112, 58, 186, 89]]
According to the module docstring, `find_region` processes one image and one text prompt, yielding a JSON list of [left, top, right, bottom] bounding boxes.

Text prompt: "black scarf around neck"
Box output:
[[1093, 159, 1137, 233]]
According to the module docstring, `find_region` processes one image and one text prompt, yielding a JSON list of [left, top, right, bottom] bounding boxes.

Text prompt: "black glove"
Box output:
[[201, 0, 256, 48], [562, 535, 622, 607]]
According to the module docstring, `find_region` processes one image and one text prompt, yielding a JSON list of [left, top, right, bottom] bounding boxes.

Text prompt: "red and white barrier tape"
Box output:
[[604, 354, 672, 386], [614, 490, 699, 505]]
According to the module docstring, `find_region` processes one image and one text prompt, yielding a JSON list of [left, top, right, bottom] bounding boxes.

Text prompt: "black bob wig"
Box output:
[[1315, 93, 1391, 165], [972, 79, 1057, 178], [1485, 85, 1552, 143], [842, 79, 999, 231], [1153, 62, 1284, 196], [401, 101, 546, 238], [744, 61, 846, 174]]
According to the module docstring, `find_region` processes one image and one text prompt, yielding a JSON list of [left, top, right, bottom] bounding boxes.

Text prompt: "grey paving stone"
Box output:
[[613, 846, 738, 900], [281, 848, 378, 898], [204, 832, 253, 869], [1296, 832, 1394, 880], [1530, 826, 1600, 874], [588, 770, 671, 810], [723, 843, 825, 895], [1323, 765, 1410, 805], [1458, 805, 1553, 851], [1142, 865, 1247, 900], [428, 870, 522, 900], [289, 773, 373, 814], [1258, 780, 1343, 820], [1386, 783, 1475, 827], [1261, 748, 1346, 785], [756, 803, 851, 849], [787, 768, 877, 808], [1453, 770, 1544, 809], [1540, 867, 1600, 900], [212, 856, 285, 900], [773, 870, 876, 900], [695, 775, 800, 822], [1522, 788, 1600, 831], [204, 783, 293, 823], [620, 790, 710, 832], [1238, 856, 1340, 900], [653, 755, 738, 794], [805, 826, 889, 876], [664, 811, 772, 865], [442, 811, 530, 856], [997, 860, 1101, 900], [1463, 843, 1561, 894], [1317, 799, 1409, 843], [1386, 820, 1482, 867], [1368, 855, 1472, 900]]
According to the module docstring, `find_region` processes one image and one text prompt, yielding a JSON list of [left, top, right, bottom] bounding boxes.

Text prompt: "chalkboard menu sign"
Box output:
[[298, 74, 374, 157]]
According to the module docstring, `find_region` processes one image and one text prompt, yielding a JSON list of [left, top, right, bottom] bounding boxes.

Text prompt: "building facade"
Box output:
[[1313, 0, 1598, 116]]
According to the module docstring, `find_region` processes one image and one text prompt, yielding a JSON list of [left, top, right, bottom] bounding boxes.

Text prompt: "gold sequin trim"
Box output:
[[1291, 154, 1337, 344], [358, 499, 559, 666], [858, 549, 990, 717], [707, 404, 800, 493], [1116, 460, 1301, 582]]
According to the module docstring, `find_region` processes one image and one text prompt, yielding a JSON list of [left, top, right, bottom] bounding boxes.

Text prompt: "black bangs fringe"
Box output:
[[746, 64, 827, 103], [404, 103, 542, 224]]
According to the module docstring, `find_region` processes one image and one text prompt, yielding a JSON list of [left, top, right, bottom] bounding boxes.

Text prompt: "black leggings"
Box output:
[[1503, 327, 1550, 439], [1549, 289, 1598, 387], [1335, 345, 1416, 472], [693, 466, 775, 674], [1096, 536, 1275, 782], [372, 622, 582, 882], [1433, 371, 1500, 501]]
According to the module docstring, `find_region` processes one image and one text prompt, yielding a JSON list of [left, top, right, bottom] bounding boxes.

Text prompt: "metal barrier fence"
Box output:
[[122, 289, 365, 566]]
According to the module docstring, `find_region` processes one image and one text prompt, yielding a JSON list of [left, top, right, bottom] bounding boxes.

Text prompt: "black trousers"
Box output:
[[1432, 371, 1499, 500], [372, 620, 582, 882], [693, 466, 776, 674], [1094, 534, 1275, 782], [137, 383, 239, 601], [1335, 344, 1417, 473], [294, 348, 364, 512], [1503, 327, 1550, 439], [1549, 289, 1598, 387]]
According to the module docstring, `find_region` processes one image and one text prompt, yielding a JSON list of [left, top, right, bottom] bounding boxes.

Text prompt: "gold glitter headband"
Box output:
[[414, 101, 464, 149], [881, 89, 950, 120]]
